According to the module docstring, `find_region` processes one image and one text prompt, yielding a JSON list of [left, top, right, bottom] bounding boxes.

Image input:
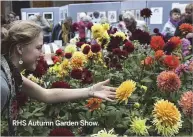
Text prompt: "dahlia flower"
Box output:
[[116, 80, 136, 104], [157, 71, 181, 92], [152, 100, 182, 136]]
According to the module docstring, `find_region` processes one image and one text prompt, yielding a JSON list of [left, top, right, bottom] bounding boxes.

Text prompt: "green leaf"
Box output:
[[141, 76, 153, 83], [34, 112, 44, 117], [21, 112, 33, 119]]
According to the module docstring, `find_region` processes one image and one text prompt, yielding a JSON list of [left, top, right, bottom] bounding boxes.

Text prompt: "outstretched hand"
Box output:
[[91, 79, 116, 102]]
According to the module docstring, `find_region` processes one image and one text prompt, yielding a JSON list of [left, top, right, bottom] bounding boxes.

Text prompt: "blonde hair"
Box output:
[[1, 20, 42, 56], [185, 3, 193, 12]]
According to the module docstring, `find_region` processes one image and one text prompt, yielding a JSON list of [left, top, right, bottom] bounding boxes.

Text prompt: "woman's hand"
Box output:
[[90, 79, 116, 102]]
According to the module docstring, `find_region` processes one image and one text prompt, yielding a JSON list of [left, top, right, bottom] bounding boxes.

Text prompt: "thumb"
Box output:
[[100, 79, 110, 85]]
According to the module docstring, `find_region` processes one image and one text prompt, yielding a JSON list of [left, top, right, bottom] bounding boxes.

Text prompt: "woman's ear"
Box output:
[[16, 44, 23, 55]]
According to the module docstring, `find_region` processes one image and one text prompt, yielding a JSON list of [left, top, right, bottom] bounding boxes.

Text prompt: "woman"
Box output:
[[1, 20, 116, 135]]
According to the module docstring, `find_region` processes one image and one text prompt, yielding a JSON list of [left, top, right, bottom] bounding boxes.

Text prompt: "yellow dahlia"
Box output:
[[64, 44, 77, 54], [58, 59, 70, 77], [91, 128, 117, 137], [116, 80, 136, 104], [179, 91, 193, 116], [113, 31, 126, 40], [152, 100, 182, 136], [102, 23, 110, 31], [91, 24, 104, 39], [130, 117, 150, 136], [157, 71, 181, 92], [81, 43, 90, 51]]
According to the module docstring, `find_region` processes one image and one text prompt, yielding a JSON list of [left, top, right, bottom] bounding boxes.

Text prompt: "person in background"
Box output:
[[175, 3, 193, 40], [28, 14, 51, 43], [117, 14, 127, 33], [161, 8, 181, 40], [7, 11, 16, 24], [15, 16, 20, 21], [92, 11, 100, 24], [122, 11, 146, 36], [61, 17, 73, 44]]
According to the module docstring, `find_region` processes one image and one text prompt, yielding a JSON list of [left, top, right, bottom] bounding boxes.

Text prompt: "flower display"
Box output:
[[175, 64, 189, 76], [102, 23, 110, 31], [130, 117, 150, 136], [157, 71, 181, 92], [150, 36, 165, 51], [85, 98, 102, 112], [181, 38, 191, 56], [116, 80, 136, 104], [49, 128, 74, 136], [140, 8, 152, 18], [113, 32, 126, 41], [179, 23, 193, 34], [179, 91, 193, 116], [82, 68, 93, 84], [152, 100, 182, 136]]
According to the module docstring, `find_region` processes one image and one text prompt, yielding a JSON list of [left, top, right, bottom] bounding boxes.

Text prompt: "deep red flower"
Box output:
[[123, 41, 135, 53], [163, 55, 180, 69], [87, 22, 93, 30], [91, 44, 101, 53], [112, 48, 122, 56], [49, 128, 74, 136], [70, 69, 82, 80], [16, 92, 28, 107], [83, 45, 91, 54], [129, 29, 151, 45], [107, 36, 122, 52], [65, 52, 72, 59], [121, 50, 129, 57], [140, 8, 152, 18], [51, 56, 61, 64], [163, 41, 176, 55], [76, 42, 85, 48], [56, 48, 64, 56], [153, 28, 160, 33], [82, 68, 93, 84], [72, 22, 79, 32], [51, 81, 71, 88], [115, 63, 122, 70], [34, 56, 48, 78]]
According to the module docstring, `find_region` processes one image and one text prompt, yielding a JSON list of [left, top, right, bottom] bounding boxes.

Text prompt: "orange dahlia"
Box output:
[[157, 71, 181, 92], [155, 50, 164, 60], [150, 36, 165, 51], [179, 91, 193, 116], [169, 37, 181, 48], [179, 23, 193, 34], [141, 56, 154, 67], [85, 98, 102, 111], [163, 55, 180, 69]]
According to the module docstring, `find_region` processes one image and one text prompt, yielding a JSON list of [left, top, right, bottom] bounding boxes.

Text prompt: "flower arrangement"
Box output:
[[2, 19, 192, 137]]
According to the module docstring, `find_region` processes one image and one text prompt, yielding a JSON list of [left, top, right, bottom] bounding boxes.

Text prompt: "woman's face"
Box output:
[[21, 33, 43, 71]]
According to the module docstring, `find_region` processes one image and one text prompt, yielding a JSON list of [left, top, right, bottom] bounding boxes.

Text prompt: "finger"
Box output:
[[103, 86, 116, 91], [100, 79, 110, 86], [109, 92, 116, 95], [105, 97, 115, 102], [108, 95, 116, 99]]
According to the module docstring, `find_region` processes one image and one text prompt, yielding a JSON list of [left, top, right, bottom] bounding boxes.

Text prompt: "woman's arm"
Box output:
[[22, 76, 116, 103]]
